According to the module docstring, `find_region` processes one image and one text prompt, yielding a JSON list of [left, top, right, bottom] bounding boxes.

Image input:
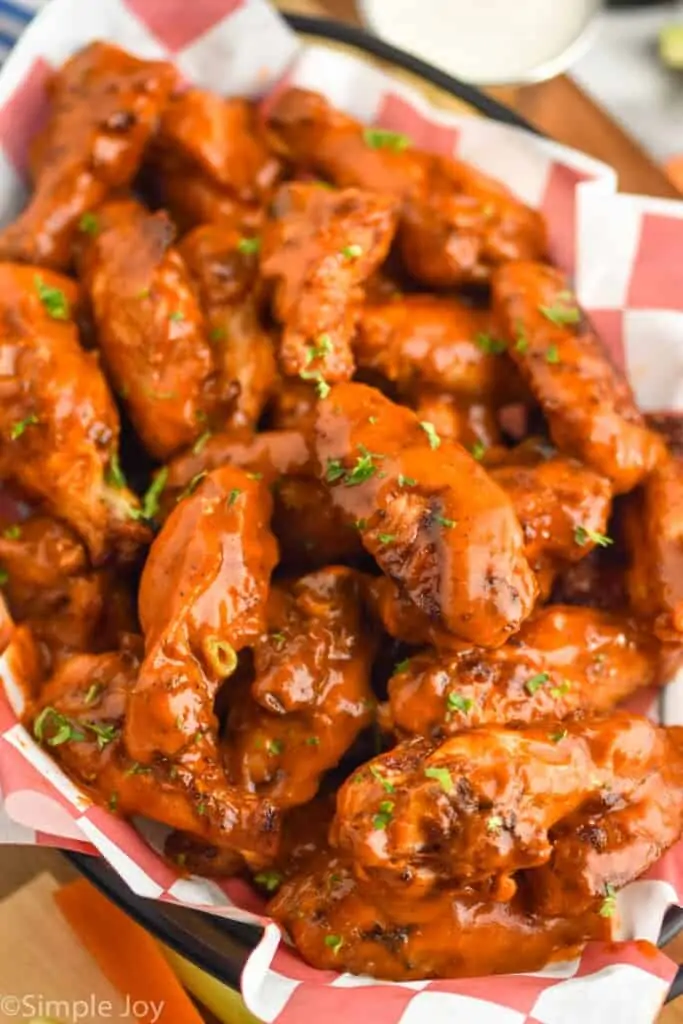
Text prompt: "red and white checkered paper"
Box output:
[[0, 1, 682, 1021]]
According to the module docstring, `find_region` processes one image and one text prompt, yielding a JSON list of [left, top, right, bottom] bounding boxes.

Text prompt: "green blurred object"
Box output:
[[660, 23, 683, 69], [162, 945, 260, 1024]]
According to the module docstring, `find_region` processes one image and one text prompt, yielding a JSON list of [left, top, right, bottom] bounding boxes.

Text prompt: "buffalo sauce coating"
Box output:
[[381, 605, 662, 740], [492, 261, 666, 493], [622, 454, 683, 641], [223, 567, 376, 807], [0, 43, 178, 270], [266, 87, 546, 286], [268, 848, 609, 980], [312, 382, 537, 647], [0, 514, 135, 675], [260, 182, 398, 381], [528, 725, 683, 916], [178, 222, 277, 429], [407, 391, 502, 450], [125, 466, 278, 764], [150, 90, 282, 232], [489, 452, 613, 598], [30, 648, 278, 863], [79, 199, 220, 460], [0, 263, 148, 564], [332, 713, 667, 901]]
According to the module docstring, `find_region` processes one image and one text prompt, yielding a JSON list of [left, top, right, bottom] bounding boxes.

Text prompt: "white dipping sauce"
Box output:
[[360, 0, 599, 85]]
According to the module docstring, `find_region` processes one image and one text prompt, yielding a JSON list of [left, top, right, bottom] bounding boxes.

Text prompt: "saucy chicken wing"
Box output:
[[408, 391, 502, 450], [224, 567, 375, 807], [333, 713, 669, 900], [178, 222, 277, 429], [492, 262, 666, 492], [0, 43, 177, 270], [261, 182, 398, 381], [79, 199, 222, 459], [381, 605, 663, 740], [267, 88, 546, 286], [312, 382, 537, 646], [0, 263, 148, 563]]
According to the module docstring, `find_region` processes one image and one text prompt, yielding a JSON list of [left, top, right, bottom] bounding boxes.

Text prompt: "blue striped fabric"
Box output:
[[0, 0, 41, 62]]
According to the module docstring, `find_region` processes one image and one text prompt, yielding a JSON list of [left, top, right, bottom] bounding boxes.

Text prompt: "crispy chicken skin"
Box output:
[[381, 605, 663, 740], [333, 713, 678, 901], [267, 87, 546, 286], [622, 455, 683, 640], [126, 466, 278, 764], [0, 263, 147, 564], [0, 515, 135, 673], [269, 849, 608, 980], [178, 222, 277, 429], [312, 382, 537, 646], [31, 648, 279, 862], [0, 43, 177, 270], [79, 199, 221, 460], [224, 568, 375, 807], [261, 182, 398, 381], [492, 262, 666, 493], [150, 90, 282, 232]]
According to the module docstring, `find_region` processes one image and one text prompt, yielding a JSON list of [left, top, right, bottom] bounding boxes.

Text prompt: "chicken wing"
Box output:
[[622, 455, 683, 641], [31, 647, 278, 863], [381, 605, 662, 740], [492, 262, 666, 492], [411, 391, 502, 449], [269, 378, 318, 432], [0, 42, 177, 269], [269, 848, 608, 980], [261, 182, 398, 381], [0, 263, 148, 563], [333, 713, 669, 900], [178, 222, 277, 429], [267, 88, 546, 287], [223, 567, 375, 807], [79, 199, 222, 460], [312, 382, 537, 646]]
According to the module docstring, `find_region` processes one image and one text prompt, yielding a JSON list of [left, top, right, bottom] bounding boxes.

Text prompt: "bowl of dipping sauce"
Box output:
[[357, 0, 603, 85]]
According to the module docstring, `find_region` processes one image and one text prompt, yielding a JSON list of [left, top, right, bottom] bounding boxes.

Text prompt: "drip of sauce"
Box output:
[[360, 0, 600, 85]]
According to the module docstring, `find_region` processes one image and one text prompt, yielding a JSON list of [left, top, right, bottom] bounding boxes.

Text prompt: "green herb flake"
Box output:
[[209, 325, 226, 343], [525, 671, 550, 696], [125, 761, 152, 776], [305, 333, 334, 365], [136, 466, 169, 520], [270, 631, 286, 649], [372, 800, 395, 831], [237, 236, 261, 255], [370, 764, 395, 793], [267, 738, 284, 756], [447, 691, 473, 714], [176, 470, 206, 505], [306, 735, 320, 746], [434, 514, 456, 529], [2, 525, 20, 540], [324, 934, 343, 954], [368, 415, 378, 425], [106, 451, 127, 490], [192, 429, 212, 455], [168, 310, 185, 322], [33, 707, 85, 747], [546, 344, 560, 364], [550, 679, 572, 699], [599, 883, 617, 918], [108, 792, 119, 813], [254, 870, 283, 893], [475, 332, 506, 355], [420, 421, 441, 450], [196, 800, 207, 816], [539, 302, 581, 327], [325, 458, 345, 483], [424, 765, 454, 794], [394, 658, 410, 675], [341, 244, 363, 259], [470, 441, 486, 461], [344, 445, 383, 487], [398, 474, 417, 487], [354, 518, 367, 531], [0, 568, 9, 586], [486, 814, 504, 834], [227, 487, 242, 508], [363, 127, 411, 151], [78, 212, 99, 236], [10, 414, 39, 441], [85, 720, 119, 750], [514, 321, 529, 353], [378, 532, 395, 544], [550, 728, 568, 744], [574, 525, 613, 548], [35, 275, 70, 321], [246, 471, 263, 482], [299, 368, 330, 399]]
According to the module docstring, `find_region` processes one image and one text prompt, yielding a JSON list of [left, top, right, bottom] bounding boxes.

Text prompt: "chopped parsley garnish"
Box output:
[[106, 451, 127, 489], [192, 429, 212, 454], [270, 631, 286, 648], [550, 729, 568, 744], [372, 800, 395, 830], [254, 870, 283, 893], [420, 421, 441, 450], [550, 679, 572, 699], [33, 707, 85, 746], [35, 276, 70, 320], [168, 310, 185, 322], [205, 638, 238, 678], [176, 470, 206, 505], [325, 458, 345, 483], [324, 934, 343, 954], [0, 568, 8, 586], [370, 765, 395, 793], [470, 441, 486, 461], [305, 334, 333, 364], [368, 415, 378, 425], [394, 658, 410, 674], [398, 474, 417, 487], [136, 287, 151, 300], [10, 414, 38, 441], [354, 518, 367, 530], [447, 692, 473, 714], [125, 762, 151, 776], [539, 302, 580, 327], [209, 325, 226, 342], [546, 344, 560, 364], [237, 236, 261, 255], [306, 736, 320, 746], [131, 466, 169, 521], [299, 369, 330, 399], [475, 332, 506, 355], [341, 244, 363, 259], [196, 800, 207, 816], [514, 320, 529, 353], [2, 525, 20, 540], [599, 883, 617, 918], [574, 526, 613, 548], [246, 471, 263, 482], [223, 488, 241, 511], [78, 212, 99, 236], [424, 766, 454, 794], [108, 792, 119, 812], [345, 445, 383, 487], [378, 532, 395, 544], [267, 738, 284, 755], [363, 127, 411, 151], [85, 721, 120, 750], [486, 814, 504, 834], [525, 671, 550, 696], [433, 514, 456, 529]]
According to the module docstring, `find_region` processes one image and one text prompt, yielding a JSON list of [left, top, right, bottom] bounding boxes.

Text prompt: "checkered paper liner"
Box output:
[[0, 0, 682, 1020]]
